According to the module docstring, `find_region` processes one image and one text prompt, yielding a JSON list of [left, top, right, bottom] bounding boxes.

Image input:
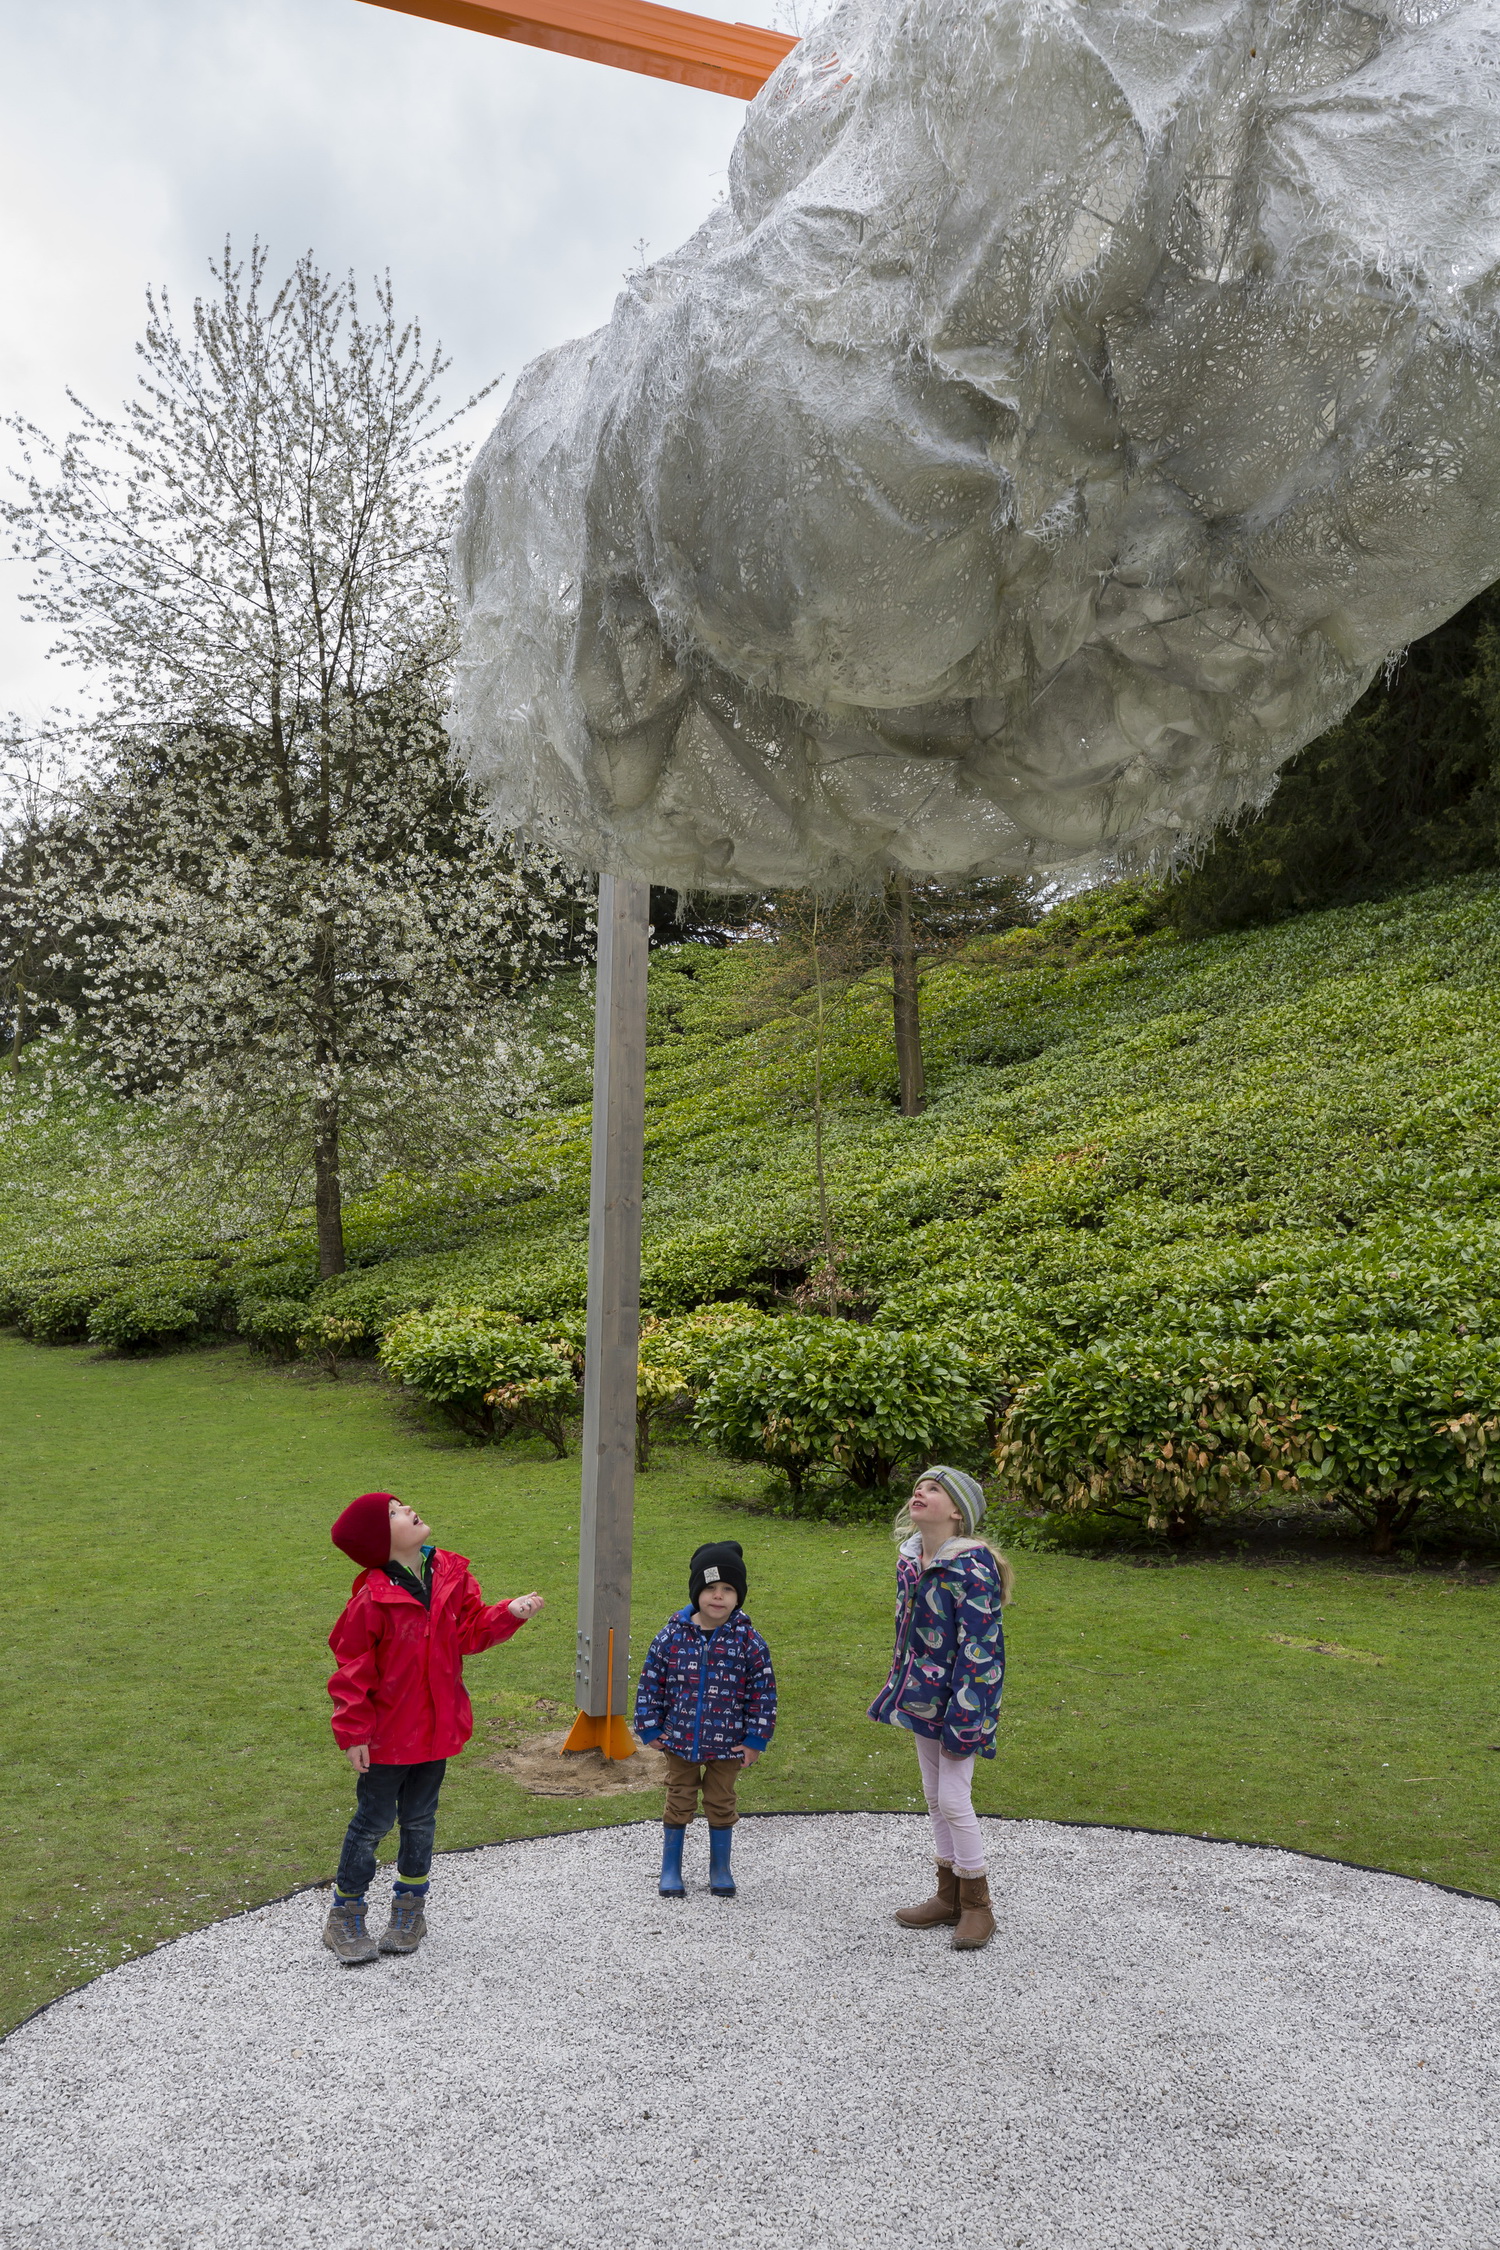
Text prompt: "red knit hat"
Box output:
[[332, 1491, 395, 1569]]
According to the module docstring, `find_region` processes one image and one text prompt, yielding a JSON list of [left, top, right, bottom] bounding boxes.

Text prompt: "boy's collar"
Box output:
[[676, 1603, 741, 1629], [388, 1543, 433, 1577], [366, 1547, 446, 1601]]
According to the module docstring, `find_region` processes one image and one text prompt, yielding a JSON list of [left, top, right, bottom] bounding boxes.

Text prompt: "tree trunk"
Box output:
[[1368, 1492, 1419, 1556], [313, 1095, 346, 1278], [888, 875, 926, 1116]]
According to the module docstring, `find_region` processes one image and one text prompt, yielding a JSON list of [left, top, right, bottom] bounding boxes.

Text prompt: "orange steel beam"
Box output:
[[356, 0, 797, 98]]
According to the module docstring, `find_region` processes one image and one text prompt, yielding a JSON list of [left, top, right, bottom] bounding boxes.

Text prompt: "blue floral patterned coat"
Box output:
[[867, 1536, 1006, 1759], [634, 1608, 778, 1763]]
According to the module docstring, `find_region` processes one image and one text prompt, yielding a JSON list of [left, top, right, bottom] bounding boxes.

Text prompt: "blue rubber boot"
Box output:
[[708, 1825, 736, 1898], [659, 1824, 687, 1897]]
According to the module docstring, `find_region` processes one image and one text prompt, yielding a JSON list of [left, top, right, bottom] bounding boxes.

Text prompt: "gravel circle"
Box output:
[[3, 1814, 1496, 2248]]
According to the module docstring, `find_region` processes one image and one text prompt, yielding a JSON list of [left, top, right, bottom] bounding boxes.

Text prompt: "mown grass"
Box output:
[[6, 1334, 1500, 2035]]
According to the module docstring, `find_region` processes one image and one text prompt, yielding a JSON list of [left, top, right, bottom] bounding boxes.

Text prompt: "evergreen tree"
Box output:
[[1168, 586, 1500, 933]]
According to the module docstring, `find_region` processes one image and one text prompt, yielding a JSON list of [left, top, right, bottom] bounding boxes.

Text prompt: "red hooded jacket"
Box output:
[[327, 1548, 526, 1764]]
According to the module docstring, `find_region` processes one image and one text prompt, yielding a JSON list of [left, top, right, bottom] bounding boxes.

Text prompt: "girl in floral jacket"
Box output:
[[868, 1466, 1012, 1951]]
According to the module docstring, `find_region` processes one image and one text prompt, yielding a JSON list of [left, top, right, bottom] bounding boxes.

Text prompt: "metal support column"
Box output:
[[562, 873, 650, 1759]]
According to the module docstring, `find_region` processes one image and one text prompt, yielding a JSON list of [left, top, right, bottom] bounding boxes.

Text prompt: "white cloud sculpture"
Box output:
[[453, 0, 1500, 888]]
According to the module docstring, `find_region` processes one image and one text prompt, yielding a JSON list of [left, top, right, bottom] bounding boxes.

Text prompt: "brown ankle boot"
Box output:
[[894, 1861, 960, 1928], [952, 1872, 996, 1951]]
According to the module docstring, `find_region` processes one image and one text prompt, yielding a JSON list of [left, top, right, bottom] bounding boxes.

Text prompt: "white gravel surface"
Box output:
[[2, 1813, 1496, 2249]]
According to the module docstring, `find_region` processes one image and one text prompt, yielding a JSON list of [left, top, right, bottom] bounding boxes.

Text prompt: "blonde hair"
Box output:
[[892, 1500, 1015, 1606]]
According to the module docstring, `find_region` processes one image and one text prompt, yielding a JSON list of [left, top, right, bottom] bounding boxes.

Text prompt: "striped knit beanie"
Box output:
[[916, 1466, 986, 1535]]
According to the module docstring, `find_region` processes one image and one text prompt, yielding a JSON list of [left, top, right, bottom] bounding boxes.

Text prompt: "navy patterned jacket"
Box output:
[[634, 1607, 777, 1763], [867, 1535, 1006, 1758]]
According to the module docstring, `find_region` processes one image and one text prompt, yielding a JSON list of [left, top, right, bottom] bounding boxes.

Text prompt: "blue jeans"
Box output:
[[334, 1759, 447, 1898]]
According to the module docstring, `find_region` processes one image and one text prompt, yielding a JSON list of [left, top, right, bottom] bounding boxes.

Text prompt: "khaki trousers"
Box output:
[[662, 1750, 741, 1828]]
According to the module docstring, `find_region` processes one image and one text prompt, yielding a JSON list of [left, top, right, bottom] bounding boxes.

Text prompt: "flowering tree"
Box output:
[[4, 246, 582, 1271], [65, 704, 577, 1271]]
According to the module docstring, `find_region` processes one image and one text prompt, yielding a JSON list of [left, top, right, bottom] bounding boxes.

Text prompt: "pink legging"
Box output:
[[914, 1734, 985, 1874]]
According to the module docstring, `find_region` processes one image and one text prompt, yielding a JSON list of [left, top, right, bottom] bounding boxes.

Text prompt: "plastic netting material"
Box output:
[[453, 0, 1500, 889]]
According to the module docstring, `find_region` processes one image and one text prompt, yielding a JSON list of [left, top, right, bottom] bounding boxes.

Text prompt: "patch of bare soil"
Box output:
[[486, 1728, 670, 1799]]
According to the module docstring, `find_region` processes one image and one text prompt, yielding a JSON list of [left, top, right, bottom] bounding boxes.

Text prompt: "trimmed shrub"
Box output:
[[665, 1302, 774, 1383], [694, 1318, 986, 1495], [302, 1271, 437, 1338], [467, 1259, 588, 1327], [381, 1306, 578, 1448], [21, 1274, 120, 1343], [634, 1319, 689, 1472], [81, 1264, 235, 1352], [995, 1343, 1305, 1544], [295, 1313, 368, 1376], [300, 1256, 590, 1343], [633, 1305, 773, 1469], [482, 1333, 578, 1457], [88, 1285, 201, 1352], [238, 1297, 314, 1362], [1279, 1332, 1500, 1554], [227, 1256, 319, 1308], [996, 1332, 1500, 1551], [639, 1226, 777, 1313], [381, 1305, 522, 1437]]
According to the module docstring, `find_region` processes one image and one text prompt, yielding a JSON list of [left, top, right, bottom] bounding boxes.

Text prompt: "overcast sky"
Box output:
[[1, 0, 785, 719]]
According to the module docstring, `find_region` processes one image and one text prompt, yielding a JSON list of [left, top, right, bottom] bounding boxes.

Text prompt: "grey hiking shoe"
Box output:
[[379, 1891, 428, 1955], [322, 1894, 378, 1965]]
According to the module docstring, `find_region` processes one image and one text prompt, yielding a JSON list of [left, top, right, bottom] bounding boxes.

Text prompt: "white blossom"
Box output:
[[5, 246, 587, 1273]]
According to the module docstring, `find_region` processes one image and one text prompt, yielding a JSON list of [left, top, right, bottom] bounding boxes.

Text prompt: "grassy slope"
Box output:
[[8, 873, 1500, 1334], [335, 870, 1500, 1309], [7, 1333, 1499, 2035]]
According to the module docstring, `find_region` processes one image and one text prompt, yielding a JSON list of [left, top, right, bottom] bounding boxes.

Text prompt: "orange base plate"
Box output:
[[561, 1710, 638, 1760]]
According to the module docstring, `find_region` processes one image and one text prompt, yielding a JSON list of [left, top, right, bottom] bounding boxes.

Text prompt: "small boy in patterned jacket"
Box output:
[[633, 1540, 777, 1899]]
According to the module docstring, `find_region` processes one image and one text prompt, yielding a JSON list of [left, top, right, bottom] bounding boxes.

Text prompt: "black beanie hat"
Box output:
[[689, 1540, 747, 1611]]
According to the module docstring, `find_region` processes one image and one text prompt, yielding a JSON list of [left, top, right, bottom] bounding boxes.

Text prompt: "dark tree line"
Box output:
[[1168, 584, 1500, 932]]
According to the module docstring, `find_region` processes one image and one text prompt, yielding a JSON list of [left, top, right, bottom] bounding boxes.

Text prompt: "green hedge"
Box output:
[[13, 1264, 236, 1351], [87, 1285, 202, 1353], [378, 1306, 578, 1449], [236, 1297, 314, 1362], [22, 1276, 120, 1344], [996, 1332, 1500, 1552], [694, 1318, 987, 1497]]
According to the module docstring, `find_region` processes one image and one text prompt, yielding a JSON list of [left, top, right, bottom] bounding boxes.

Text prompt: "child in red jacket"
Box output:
[[323, 1489, 544, 1964]]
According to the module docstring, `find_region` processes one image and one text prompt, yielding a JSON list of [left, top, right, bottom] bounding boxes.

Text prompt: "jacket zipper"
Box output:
[[689, 1620, 715, 1760], [890, 1552, 948, 1715], [891, 1579, 922, 1710]]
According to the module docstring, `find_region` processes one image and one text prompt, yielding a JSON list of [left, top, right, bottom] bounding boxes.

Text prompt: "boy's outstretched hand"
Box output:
[[738, 1745, 761, 1766], [508, 1592, 546, 1621]]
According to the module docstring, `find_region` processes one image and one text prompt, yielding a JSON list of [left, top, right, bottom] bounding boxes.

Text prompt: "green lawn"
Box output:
[[5, 1333, 1499, 2034]]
